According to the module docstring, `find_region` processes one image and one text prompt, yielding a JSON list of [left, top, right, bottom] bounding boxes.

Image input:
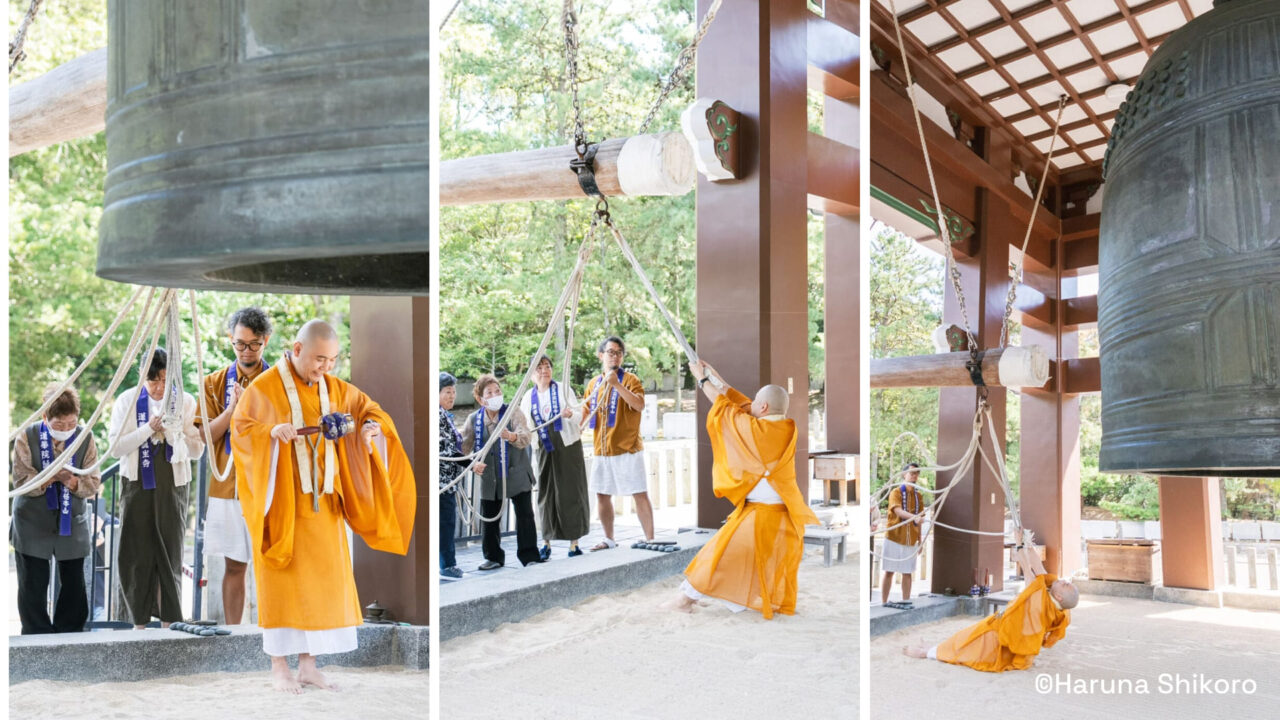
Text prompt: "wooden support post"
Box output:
[[1226, 545, 1237, 586], [695, 0, 810, 528], [932, 187, 1009, 594], [9, 48, 108, 157], [440, 132, 694, 206], [1246, 546, 1258, 589], [870, 346, 1048, 389], [1158, 476, 1226, 591], [349, 296, 430, 625], [1022, 234, 1084, 580], [1269, 548, 1278, 591]]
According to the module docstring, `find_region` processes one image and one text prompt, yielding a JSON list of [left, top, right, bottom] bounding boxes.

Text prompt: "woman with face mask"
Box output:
[[10, 383, 103, 634], [460, 373, 541, 570]]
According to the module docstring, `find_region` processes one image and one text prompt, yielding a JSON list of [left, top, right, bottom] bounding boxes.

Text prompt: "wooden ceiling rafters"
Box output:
[[872, 0, 1209, 174]]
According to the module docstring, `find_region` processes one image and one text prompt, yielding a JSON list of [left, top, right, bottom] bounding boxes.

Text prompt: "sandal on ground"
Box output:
[[589, 538, 617, 552]]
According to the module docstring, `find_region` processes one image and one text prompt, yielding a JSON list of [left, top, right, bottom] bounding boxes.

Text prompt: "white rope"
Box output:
[[9, 285, 150, 443], [886, 0, 975, 352], [9, 289, 173, 497], [443, 230, 599, 524], [188, 290, 236, 483]]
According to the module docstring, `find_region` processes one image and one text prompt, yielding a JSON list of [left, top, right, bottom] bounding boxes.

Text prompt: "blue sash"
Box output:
[[529, 382, 563, 453], [586, 370, 624, 429], [900, 483, 918, 515], [39, 422, 78, 537], [474, 406, 510, 481], [223, 360, 268, 454], [136, 391, 173, 490]]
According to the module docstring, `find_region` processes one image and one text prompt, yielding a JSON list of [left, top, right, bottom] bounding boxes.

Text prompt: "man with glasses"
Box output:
[[582, 336, 654, 550], [194, 307, 272, 625]]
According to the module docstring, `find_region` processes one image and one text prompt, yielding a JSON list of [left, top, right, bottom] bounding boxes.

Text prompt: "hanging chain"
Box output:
[[562, 0, 589, 156], [636, 0, 724, 136], [1000, 94, 1069, 348]]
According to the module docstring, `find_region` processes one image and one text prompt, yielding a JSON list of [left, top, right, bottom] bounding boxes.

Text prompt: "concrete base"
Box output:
[[9, 623, 429, 684], [1075, 578, 1280, 611], [870, 594, 986, 637], [1222, 589, 1280, 612], [439, 526, 712, 641], [1154, 585, 1224, 608], [1074, 578, 1156, 600]]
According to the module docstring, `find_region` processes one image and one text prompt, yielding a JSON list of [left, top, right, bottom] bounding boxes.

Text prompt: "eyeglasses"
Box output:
[[232, 340, 264, 351], [602, 349, 623, 357]]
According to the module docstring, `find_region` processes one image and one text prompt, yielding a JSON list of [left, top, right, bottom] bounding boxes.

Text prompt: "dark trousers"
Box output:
[[439, 490, 458, 569], [480, 490, 540, 567], [16, 552, 88, 634]]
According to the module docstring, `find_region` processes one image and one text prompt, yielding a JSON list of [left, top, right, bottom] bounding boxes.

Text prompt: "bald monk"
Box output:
[[231, 320, 415, 693], [664, 360, 820, 618], [904, 536, 1078, 671]]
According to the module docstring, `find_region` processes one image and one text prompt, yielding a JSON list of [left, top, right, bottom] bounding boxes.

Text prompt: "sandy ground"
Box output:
[[440, 554, 860, 720], [9, 666, 429, 720], [873, 595, 1280, 718]]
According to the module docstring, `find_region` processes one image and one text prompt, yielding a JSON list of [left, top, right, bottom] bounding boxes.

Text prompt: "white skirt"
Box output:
[[589, 451, 648, 496], [681, 578, 747, 613], [262, 626, 358, 657], [203, 497, 252, 563], [880, 538, 919, 574]]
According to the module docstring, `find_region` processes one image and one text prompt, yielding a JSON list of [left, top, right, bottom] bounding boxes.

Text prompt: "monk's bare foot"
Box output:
[[660, 594, 697, 613], [298, 665, 338, 690], [271, 664, 302, 694], [903, 645, 928, 659]]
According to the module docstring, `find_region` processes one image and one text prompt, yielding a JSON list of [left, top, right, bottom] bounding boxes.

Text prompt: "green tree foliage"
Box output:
[[869, 224, 942, 498], [439, 0, 827, 398]]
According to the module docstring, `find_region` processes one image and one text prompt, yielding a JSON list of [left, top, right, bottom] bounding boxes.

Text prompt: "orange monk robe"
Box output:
[[935, 574, 1070, 672], [683, 387, 821, 619], [230, 361, 416, 633]]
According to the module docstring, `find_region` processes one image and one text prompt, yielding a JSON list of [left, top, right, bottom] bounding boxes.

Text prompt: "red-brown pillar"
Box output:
[[350, 296, 431, 625], [931, 188, 1009, 593], [695, 0, 811, 527], [1021, 263, 1082, 577], [1158, 476, 1225, 591], [824, 90, 860, 458]]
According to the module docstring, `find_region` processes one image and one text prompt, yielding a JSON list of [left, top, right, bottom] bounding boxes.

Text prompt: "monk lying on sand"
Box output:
[[904, 534, 1078, 672]]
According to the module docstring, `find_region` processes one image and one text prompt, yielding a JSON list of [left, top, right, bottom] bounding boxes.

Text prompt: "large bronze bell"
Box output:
[[97, 0, 428, 295], [1099, 0, 1280, 476]]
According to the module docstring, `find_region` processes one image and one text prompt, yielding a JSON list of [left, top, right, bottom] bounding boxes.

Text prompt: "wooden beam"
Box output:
[[1063, 295, 1097, 329], [9, 48, 108, 157], [1062, 357, 1101, 394], [808, 132, 858, 215], [808, 14, 858, 101], [871, 347, 1049, 389], [871, 71, 1061, 241], [1014, 283, 1055, 328], [439, 132, 694, 206], [1062, 213, 1100, 275], [870, 5, 1061, 187]]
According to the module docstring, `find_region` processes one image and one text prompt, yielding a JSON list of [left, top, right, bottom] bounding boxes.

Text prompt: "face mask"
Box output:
[[484, 396, 504, 411], [48, 427, 76, 442]]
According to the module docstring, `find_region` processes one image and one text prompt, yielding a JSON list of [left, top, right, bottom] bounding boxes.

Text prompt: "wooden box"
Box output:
[[813, 454, 858, 506], [1087, 539, 1162, 584], [813, 454, 858, 481]]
